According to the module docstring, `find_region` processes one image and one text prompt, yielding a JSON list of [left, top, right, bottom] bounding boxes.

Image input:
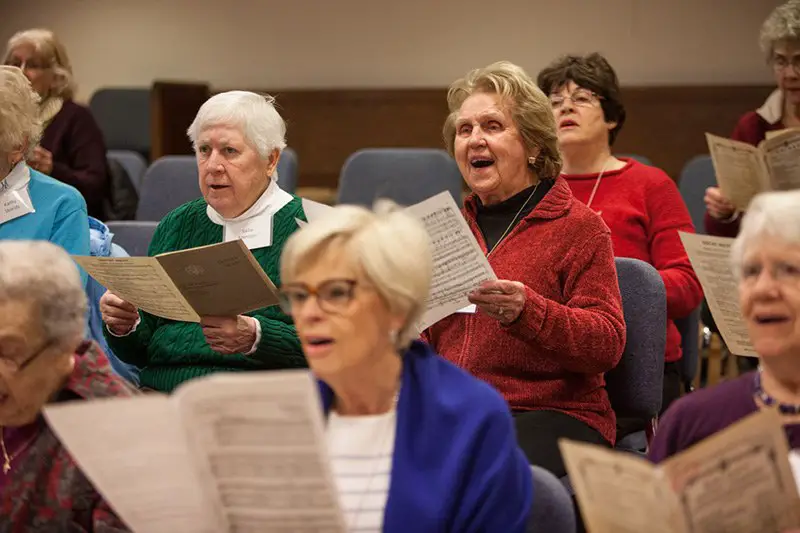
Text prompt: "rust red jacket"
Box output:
[[422, 178, 626, 444]]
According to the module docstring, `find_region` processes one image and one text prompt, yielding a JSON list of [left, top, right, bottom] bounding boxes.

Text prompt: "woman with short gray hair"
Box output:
[[279, 201, 532, 533], [0, 240, 133, 530], [0, 65, 89, 280], [705, 0, 800, 237], [100, 90, 307, 393], [651, 190, 800, 465]]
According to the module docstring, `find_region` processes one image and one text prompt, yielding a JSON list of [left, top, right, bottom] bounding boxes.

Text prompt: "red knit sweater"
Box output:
[[422, 178, 626, 444], [704, 111, 784, 238], [563, 159, 703, 364]]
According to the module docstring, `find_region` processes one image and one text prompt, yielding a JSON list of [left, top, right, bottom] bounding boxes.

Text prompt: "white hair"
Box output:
[[186, 91, 287, 179], [0, 241, 87, 344], [731, 190, 800, 278], [280, 201, 433, 350], [761, 0, 800, 58], [0, 66, 42, 159]]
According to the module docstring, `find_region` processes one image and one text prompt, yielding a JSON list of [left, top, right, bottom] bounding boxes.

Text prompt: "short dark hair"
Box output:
[[536, 53, 626, 146]]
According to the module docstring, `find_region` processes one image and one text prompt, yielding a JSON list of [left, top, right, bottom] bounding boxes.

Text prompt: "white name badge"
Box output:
[[0, 189, 35, 225], [223, 216, 273, 250]]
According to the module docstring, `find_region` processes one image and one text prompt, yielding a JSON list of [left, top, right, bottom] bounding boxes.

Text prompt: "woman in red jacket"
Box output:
[[537, 53, 703, 416], [423, 61, 626, 480], [705, 0, 800, 238]]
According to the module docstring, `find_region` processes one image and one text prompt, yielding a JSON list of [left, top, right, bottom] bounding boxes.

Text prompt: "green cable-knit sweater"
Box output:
[[104, 197, 308, 392]]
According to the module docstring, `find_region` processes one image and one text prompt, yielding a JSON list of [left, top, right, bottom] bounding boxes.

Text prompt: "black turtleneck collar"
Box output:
[[475, 179, 554, 253]]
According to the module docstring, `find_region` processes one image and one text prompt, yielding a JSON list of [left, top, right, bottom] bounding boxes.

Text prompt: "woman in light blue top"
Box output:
[[0, 66, 88, 280]]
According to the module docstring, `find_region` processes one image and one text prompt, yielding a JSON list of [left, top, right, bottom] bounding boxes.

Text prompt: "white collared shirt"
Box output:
[[206, 179, 293, 250]]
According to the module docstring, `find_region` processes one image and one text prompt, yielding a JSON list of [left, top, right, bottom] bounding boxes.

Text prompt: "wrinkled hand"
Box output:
[[99, 290, 140, 335], [29, 146, 53, 175], [704, 186, 736, 220], [468, 280, 527, 325], [201, 316, 257, 354]]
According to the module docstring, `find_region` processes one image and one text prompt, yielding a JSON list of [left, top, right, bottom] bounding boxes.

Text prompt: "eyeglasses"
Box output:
[[3, 57, 49, 71], [771, 55, 800, 74], [0, 341, 52, 376], [549, 89, 603, 109], [278, 279, 360, 315]]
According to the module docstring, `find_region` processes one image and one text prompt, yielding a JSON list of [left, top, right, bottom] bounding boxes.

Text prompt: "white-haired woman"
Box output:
[[100, 91, 307, 392], [0, 240, 135, 531], [4, 29, 109, 219], [0, 66, 89, 275], [650, 189, 800, 463], [705, 0, 800, 238], [279, 201, 532, 533]]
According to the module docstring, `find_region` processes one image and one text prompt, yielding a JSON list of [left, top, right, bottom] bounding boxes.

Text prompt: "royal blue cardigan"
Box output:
[[318, 340, 532, 533]]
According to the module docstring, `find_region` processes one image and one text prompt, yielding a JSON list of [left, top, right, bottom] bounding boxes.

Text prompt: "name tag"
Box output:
[[0, 189, 35, 225], [224, 216, 273, 250]]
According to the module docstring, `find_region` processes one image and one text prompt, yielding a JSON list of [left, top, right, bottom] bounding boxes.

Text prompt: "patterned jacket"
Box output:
[[0, 341, 137, 532]]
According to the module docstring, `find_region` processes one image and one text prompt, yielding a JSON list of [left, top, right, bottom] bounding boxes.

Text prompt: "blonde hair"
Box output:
[[731, 190, 800, 278], [443, 61, 562, 180], [4, 28, 75, 99], [0, 66, 42, 158], [760, 0, 800, 58], [280, 201, 432, 350]]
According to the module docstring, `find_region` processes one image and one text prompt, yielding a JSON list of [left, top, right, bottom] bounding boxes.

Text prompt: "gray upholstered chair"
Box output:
[[276, 147, 298, 194], [527, 465, 577, 533], [337, 148, 463, 207], [89, 88, 151, 161], [135, 156, 200, 221], [105, 221, 159, 257], [606, 257, 667, 453], [107, 150, 148, 191], [678, 155, 716, 234]]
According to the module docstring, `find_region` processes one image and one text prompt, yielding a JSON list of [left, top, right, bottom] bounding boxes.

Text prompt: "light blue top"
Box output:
[[0, 166, 90, 284]]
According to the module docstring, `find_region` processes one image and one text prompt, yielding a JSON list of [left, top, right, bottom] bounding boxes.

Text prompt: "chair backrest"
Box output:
[[277, 147, 298, 193], [107, 150, 148, 191], [605, 258, 666, 419], [527, 466, 577, 533], [89, 88, 151, 160], [136, 156, 200, 221], [105, 221, 159, 257], [617, 153, 653, 166], [675, 305, 701, 389], [679, 155, 717, 233], [337, 148, 463, 207]]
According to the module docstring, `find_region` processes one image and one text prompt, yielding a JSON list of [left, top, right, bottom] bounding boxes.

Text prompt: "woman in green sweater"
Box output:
[[99, 91, 308, 392]]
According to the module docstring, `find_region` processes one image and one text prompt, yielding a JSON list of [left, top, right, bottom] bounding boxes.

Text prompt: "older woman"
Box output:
[[0, 66, 89, 271], [4, 29, 110, 219], [100, 91, 307, 392], [422, 61, 626, 479], [0, 240, 134, 531], [650, 190, 800, 465], [537, 53, 703, 414], [705, 0, 800, 238], [279, 201, 532, 533]]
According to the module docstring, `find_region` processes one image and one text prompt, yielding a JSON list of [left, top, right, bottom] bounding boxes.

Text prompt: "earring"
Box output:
[[388, 329, 398, 346], [527, 156, 536, 165]]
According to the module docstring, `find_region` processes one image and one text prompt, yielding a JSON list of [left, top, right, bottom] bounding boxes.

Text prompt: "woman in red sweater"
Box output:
[[537, 53, 703, 416], [705, 0, 800, 238], [423, 61, 626, 480]]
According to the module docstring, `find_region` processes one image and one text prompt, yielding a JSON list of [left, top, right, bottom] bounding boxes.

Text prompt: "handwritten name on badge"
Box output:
[[0, 190, 34, 225]]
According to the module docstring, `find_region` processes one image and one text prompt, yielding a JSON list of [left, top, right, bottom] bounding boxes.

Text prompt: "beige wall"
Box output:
[[1, 0, 783, 102]]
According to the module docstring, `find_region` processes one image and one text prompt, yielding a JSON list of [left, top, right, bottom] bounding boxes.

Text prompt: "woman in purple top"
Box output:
[[4, 29, 109, 219], [650, 189, 800, 463]]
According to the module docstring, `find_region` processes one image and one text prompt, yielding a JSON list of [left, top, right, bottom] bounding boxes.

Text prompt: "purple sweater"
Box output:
[[649, 371, 800, 462], [40, 100, 109, 219]]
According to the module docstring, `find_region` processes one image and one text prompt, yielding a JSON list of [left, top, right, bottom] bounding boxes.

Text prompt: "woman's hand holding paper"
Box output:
[[468, 280, 527, 325], [201, 315, 258, 355]]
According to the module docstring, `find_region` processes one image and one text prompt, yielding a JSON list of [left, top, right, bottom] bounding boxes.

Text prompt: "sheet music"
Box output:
[[44, 396, 220, 533], [705, 133, 766, 211], [678, 232, 756, 357], [560, 440, 679, 533], [405, 191, 496, 331], [763, 130, 800, 192], [175, 371, 347, 532], [73, 256, 199, 322]]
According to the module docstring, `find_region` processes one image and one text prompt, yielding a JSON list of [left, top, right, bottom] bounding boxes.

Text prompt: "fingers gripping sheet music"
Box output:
[[405, 192, 496, 331], [44, 371, 348, 533]]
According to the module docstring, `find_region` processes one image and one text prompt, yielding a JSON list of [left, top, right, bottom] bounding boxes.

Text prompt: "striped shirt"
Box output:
[[327, 409, 396, 532]]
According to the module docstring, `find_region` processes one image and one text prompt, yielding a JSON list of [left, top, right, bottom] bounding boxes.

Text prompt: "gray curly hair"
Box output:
[[760, 0, 800, 58]]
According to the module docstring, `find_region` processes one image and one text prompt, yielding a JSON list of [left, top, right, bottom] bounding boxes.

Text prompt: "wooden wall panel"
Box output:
[[173, 85, 776, 189]]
